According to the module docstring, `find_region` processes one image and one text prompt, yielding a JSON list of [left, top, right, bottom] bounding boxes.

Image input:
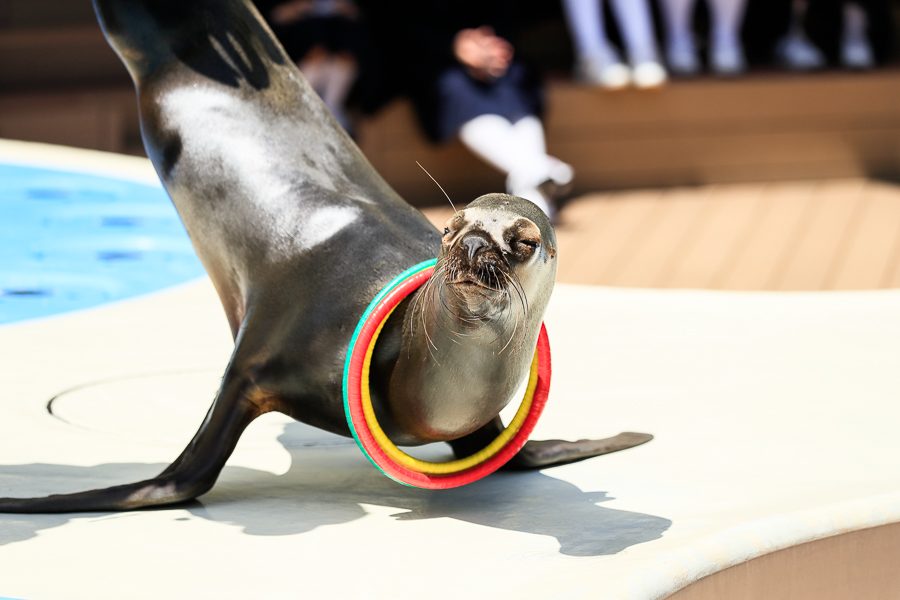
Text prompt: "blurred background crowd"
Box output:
[[0, 0, 898, 223], [254, 0, 897, 218], [0, 0, 899, 293]]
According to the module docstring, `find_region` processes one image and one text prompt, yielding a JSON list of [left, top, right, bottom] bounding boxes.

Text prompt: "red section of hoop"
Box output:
[[345, 269, 551, 489]]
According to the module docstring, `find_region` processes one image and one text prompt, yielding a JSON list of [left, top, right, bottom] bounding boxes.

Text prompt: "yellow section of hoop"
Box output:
[[359, 303, 539, 475]]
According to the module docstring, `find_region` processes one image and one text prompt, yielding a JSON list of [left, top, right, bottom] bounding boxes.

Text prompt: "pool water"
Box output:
[[0, 163, 204, 324]]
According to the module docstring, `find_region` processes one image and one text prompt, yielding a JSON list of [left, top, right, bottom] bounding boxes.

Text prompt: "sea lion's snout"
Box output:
[[438, 203, 547, 293], [461, 232, 491, 261], [447, 230, 507, 290]]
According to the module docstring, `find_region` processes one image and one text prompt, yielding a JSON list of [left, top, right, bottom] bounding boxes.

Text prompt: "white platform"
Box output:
[[2, 276, 900, 599], [1, 141, 899, 599]]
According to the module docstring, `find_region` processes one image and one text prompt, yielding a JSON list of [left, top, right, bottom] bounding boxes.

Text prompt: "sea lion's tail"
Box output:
[[0, 376, 264, 514]]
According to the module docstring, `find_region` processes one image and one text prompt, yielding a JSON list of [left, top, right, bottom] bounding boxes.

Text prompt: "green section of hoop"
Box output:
[[342, 258, 437, 482]]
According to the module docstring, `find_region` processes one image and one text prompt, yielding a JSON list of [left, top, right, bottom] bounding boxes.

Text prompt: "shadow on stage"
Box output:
[[0, 422, 670, 556]]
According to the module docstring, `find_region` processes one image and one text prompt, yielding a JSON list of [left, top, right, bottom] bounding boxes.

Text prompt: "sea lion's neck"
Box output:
[[386, 287, 533, 443]]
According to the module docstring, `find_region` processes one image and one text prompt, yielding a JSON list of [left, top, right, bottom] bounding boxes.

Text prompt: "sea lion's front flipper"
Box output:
[[0, 372, 264, 513], [449, 418, 653, 470]]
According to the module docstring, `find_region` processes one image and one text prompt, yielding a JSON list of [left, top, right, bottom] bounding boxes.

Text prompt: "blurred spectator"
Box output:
[[561, 0, 667, 89], [258, 0, 363, 130], [775, 1, 827, 70], [745, 1, 892, 70], [813, 0, 893, 68], [658, 0, 748, 75], [775, 0, 878, 69], [839, 2, 875, 68], [361, 0, 573, 219]]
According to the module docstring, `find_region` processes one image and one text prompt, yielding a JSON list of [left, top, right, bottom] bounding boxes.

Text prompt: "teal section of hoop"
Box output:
[[342, 258, 437, 484]]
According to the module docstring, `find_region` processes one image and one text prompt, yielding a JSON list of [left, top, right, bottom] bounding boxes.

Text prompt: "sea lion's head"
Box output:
[[433, 193, 557, 341], [387, 194, 558, 442]]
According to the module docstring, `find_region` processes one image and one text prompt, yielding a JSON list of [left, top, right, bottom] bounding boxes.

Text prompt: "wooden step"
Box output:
[[0, 87, 139, 153], [1, 70, 898, 206], [358, 71, 900, 202], [0, 25, 127, 89], [421, 177, 900, 291]]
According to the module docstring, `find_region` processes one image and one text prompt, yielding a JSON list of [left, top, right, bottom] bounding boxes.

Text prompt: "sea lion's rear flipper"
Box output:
[[0, 373, 264, 513], [503, 432, 654, 470], [449, 418, 653, 470]]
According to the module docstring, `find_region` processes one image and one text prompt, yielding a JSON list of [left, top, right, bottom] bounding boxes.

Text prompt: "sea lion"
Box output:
[[0, 0, 650, 513]]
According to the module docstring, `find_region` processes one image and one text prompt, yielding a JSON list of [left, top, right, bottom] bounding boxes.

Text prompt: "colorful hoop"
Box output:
[[342, 259, 551, 489]]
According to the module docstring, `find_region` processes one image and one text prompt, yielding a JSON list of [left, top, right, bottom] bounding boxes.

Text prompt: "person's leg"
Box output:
[[561, 0, 630, 88], [297, 46, 328, 95], [562, 0, 613, 59], [608, 0, 667, 87], [707, 0, 749, 74], [509, 116, 573, 194], [775, 0, 826, 69], [853, 0, 891, 64], [318, 53, 357, 129], [458, 114, 559, 217], [659, 0, 700, 74], [841, 2, 874, 68], [458, 114, 520, 174]]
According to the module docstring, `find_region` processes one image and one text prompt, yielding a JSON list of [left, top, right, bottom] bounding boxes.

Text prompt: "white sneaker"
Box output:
[[632, 61, 668, 89], [575, 53, 630, 90], [776, 32, 825, 70], [666, 42, 700, 75], [540, 159, 575, 212], [507, 158, 574, 221], [842, 3, 874, 70], [710, 43, 746, 76], [842, 38, 874, 69]]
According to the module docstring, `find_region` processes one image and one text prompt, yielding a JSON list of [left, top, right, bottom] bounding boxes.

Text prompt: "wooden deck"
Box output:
[[2, 14, 899, 293], [422, 177, 900, 291], [361, 72, 900, 200]]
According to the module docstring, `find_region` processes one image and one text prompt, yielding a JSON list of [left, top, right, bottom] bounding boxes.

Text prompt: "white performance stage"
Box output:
[[0, 142, 898, 599], [1, 278, 899, 598]]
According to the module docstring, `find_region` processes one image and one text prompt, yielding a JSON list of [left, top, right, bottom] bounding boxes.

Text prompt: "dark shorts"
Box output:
[[426, 61, 543, 142]]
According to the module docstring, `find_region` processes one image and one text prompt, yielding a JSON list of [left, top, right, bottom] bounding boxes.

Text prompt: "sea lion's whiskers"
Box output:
[[415, 161, 457, 215], [420, 270, 442, 360], [497, 272, 522, 355], [409, 268, 429, 322], [491, 287, 515, 348], [498, 269, 530, 355], [422, 309, 439, 361], [434, 268, 465, 321], [439, 260, 487, 324], [500, 268, 528, 319], [410, 263, 443, 361], [498, 314, 520, 355], [487, 264, 501, 291], [508, 269, 529, 317]]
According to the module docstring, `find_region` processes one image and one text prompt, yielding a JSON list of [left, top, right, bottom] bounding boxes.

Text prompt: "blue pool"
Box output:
[[0, 163, 204, 324]]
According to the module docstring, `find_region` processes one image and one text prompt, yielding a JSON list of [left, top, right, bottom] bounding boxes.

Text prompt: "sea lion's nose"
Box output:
[[461, 234, 490, 261]]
